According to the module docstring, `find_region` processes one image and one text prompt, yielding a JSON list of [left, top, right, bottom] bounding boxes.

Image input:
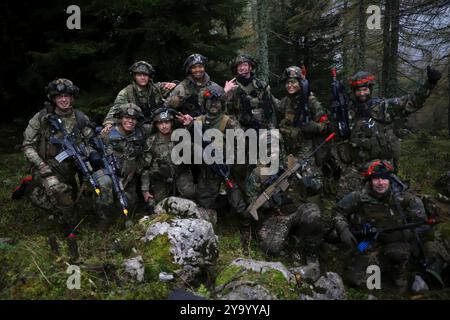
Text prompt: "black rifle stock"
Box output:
[[331, 68, 351, 139]]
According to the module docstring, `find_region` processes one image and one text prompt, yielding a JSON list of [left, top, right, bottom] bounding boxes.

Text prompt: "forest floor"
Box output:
[[1, 121, 450, 300]]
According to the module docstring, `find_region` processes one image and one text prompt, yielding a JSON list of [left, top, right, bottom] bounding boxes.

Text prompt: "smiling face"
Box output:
[[190, 64, 205, 80], [237, 62, 252, 78], [371, 177, 391, 195], [285, 78, 301, 95], [120, 116, 138, 132], [53, 94, 73, 112], [355, 86, 371, 103]]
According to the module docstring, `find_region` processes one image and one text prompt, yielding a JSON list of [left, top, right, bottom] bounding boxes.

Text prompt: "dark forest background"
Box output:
[[0, 0, 449, 133]]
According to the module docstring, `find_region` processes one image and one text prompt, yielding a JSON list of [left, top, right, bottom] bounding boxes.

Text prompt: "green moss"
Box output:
[[345, 288, 369, 300], [215, 263, 297, 300], [140, 234, 177, 282]]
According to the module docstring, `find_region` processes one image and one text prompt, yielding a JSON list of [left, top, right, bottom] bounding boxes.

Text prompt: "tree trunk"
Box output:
[[256, 0, 269, 82], [381, 0, 392, 97], [387, 0, 399, 97], [357, 0, 366, 70], [342, 0, 350, 80]]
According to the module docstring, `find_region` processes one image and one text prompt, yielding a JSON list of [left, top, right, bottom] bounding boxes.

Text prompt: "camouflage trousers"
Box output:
[[95, 169, 139, 219], [343, 241, 411, 290], [258, 202, 324, 256], [196, 167, 248, 217], [151, 171, 196, 203], [29, 168, 79, 227]]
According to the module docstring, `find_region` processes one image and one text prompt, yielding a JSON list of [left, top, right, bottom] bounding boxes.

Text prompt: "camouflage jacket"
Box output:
[[334, 79, 437, 167], [166, 73, 218, 117], [140, 132, 180, 191], [279, 93, 329, 156], [226, 76, 279, 129], [103, 81, 172, 125], [102, 125, 145, 182], [334, 183, 427, 242], [23, 104, 94, 172]]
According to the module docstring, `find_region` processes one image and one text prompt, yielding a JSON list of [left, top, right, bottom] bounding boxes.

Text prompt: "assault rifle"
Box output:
[[48, 115, 101, 196], [246, 132, 336, 220], [92, 129, 129, 216], [331, 68, 351, 139], [355, 219, 437, 253]]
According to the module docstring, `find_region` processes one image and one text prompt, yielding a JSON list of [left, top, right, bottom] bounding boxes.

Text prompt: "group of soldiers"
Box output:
[[19, 51, 448, 293]]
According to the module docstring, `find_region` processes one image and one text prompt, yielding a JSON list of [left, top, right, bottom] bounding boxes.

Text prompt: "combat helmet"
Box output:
[[152, 107, 176, 122], [46, 78, 79, 100], [350, 71, 375, 88], [129, 61, 156, 76], [231, 54, 257, 73], [183, 53, 207, 74], [281, 66, 302, 81], [115, 103, 144, 121], [360, 159, 394, 180]]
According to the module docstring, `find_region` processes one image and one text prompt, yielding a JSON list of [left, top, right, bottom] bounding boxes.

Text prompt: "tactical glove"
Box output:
[[340, 227, 357, 248], [427, 66, 442, 85]]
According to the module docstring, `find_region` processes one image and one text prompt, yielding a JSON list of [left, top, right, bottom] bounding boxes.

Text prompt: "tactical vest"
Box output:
[[195, 114, 230, 133], [145, 133, 177, 179], [38, 103, 90, 160], [125, 83, 161, 118], [347, 98, 400, 165], [235, 78, 273, 129], [351, 190, 412, 243], [179, 78, 212, 117]]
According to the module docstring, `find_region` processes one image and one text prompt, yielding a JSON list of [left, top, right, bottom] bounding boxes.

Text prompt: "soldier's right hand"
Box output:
[[224, 78, 238, 93], [38, 162, 52, 177], [142, 191, 154, 203], [340, 228, 357, 248], [101, 123, 113, 136]]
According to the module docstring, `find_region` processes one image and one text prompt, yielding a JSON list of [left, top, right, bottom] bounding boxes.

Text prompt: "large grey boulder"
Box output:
[[142, 218, 219, 283], [154, 196, 217, 225]]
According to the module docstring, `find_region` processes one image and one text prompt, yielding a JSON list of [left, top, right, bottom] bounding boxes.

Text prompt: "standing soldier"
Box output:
[[141, 107, 196, 207], [101, 61, 177, 135], [95, 103, 146, 226], [166, 53, 219, 117], [333, 66, 442, 199], [22, 78, 94, 260], [224, 54, 279, 130], [334, 159, 441, 292], [278, 66, 331, 164]]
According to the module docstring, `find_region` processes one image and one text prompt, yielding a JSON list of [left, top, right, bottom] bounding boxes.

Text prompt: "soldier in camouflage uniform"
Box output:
[[334, 66, 442, 199], [278, 66, 331, 165], [141, 107, 195, 206], [334, 160, 441, 292], [179, 84, 248, 217], [22, 78, 94, 259], [96, 103, 146, 222], [166, 54, 219, 117], [102, 61, 176, 135], [245, 132, 325, 257], [224, 54, 279, 130]]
